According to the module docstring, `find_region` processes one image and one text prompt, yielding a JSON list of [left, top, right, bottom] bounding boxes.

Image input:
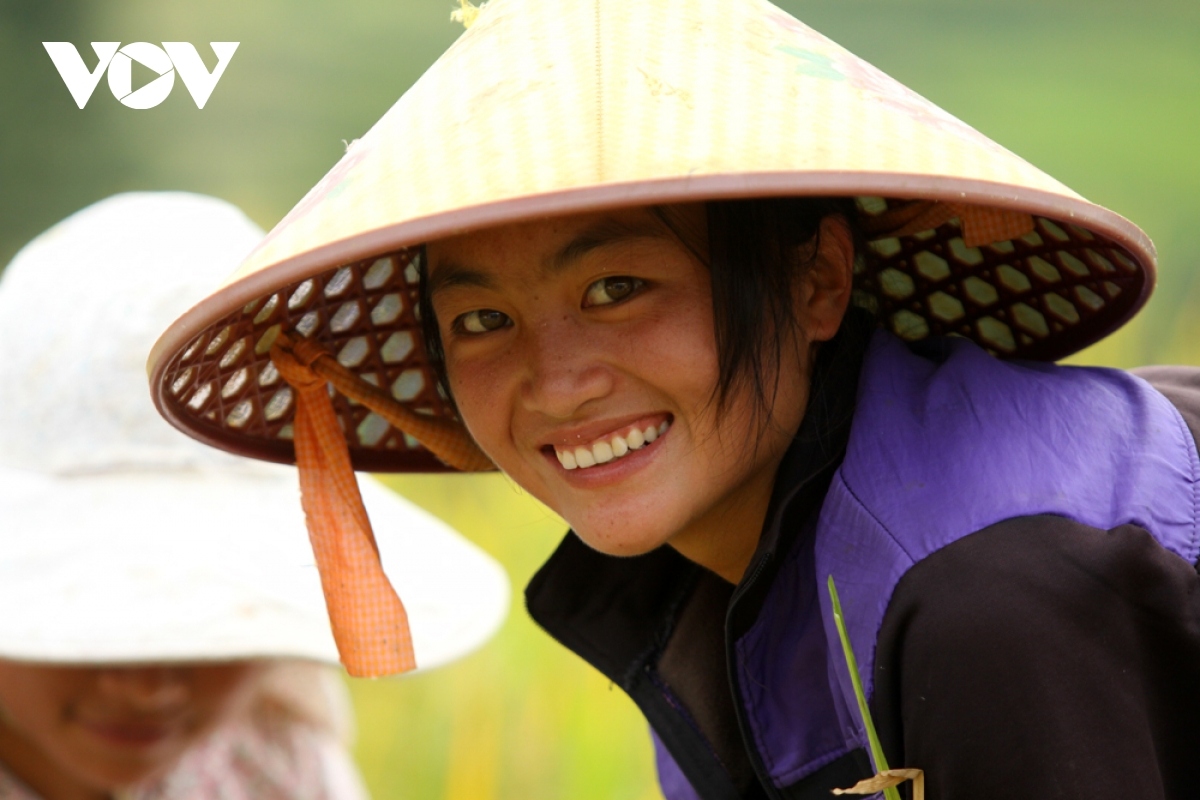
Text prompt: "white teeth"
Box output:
[[575, 447, 595, 468], [554, 419, 670, 470]]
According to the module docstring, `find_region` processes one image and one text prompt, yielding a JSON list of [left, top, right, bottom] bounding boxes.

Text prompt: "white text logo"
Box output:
[[42, 42, 239, 109]]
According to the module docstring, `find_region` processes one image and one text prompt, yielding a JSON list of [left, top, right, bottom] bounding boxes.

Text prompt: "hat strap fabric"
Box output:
[[268, 334, 492, 676], [276, 335, 494, 472], [270, 338, 414, 677], [863, 200, 1034, 248]]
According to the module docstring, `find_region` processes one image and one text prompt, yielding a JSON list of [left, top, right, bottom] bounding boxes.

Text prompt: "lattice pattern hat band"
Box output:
[[148, 0, 1156, 479]]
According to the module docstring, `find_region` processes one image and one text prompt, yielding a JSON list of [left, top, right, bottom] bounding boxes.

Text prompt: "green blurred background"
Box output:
[[1, 0, 1196, 797]]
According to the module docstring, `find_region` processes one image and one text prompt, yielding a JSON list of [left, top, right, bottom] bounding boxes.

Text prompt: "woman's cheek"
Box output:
[[636, 292, 721, 398], [0, 661, 76, 736], [447, 349, 517, 460]]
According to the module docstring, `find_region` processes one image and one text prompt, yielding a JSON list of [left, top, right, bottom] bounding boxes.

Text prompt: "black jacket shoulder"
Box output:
[[874, 512, 1200, 799]]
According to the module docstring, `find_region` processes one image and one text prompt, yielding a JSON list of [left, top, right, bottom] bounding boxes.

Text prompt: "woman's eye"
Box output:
[[455, 309, 511, 334], [584, 276, 643, 307]]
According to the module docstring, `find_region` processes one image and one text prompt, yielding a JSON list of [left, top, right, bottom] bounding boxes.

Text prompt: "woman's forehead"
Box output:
[[429, 206, 660, 260], [425, 204, 704, 293]]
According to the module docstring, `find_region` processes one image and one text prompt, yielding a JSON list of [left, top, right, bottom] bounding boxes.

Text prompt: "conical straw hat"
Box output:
[[149, 0, 1156, 474], [0, 193, 508, 669]]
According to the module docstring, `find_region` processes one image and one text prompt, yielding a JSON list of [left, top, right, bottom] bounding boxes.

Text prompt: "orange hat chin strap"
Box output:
[[281, 335, 495, 473], [268, 334, 490, 677]]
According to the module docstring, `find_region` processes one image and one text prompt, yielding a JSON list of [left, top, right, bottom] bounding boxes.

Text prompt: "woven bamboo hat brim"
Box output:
[[0, 193, 508, 669], [149, 0, 1157, 475]]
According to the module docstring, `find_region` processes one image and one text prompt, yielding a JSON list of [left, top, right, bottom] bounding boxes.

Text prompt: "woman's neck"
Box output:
[[666, 445, 785, 585]]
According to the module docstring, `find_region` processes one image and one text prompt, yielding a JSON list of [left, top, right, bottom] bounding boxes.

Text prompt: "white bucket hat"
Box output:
[[0, 192, 509, 669]]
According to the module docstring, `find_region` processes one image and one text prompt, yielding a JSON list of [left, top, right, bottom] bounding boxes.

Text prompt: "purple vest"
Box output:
[[659, 332, 1200, 797]]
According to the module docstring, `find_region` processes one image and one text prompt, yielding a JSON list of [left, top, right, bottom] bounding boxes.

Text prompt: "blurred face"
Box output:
[[0, 660, 260, 799], [426, 207, 851, 581]]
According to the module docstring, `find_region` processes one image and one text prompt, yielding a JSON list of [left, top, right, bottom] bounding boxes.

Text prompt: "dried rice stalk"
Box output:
[[832, 769, 924, 800]]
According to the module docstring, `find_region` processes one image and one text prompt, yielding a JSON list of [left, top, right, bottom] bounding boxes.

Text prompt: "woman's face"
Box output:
[[426, 207, 852, 577], [0, 660, 260, 798]]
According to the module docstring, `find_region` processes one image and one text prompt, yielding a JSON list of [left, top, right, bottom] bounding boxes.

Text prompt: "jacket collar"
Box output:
[[728, 310, 872, 637]]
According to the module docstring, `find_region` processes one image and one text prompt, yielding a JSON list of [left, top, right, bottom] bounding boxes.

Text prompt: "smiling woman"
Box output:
[[422, 203, 853, 578], [146, 0, 1200, 798]]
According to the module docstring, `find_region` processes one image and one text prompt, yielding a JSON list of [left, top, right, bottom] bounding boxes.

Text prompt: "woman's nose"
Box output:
[[519, 317, 614, 418], [96, 666, 189, 710]]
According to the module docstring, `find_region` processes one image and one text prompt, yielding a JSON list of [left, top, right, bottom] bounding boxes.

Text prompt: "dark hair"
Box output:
[[702, 197, 862, 419], [418, 197, 863, 418]]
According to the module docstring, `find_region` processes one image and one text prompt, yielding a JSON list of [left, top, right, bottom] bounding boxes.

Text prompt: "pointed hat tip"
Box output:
[[451, 0, 488, 29]]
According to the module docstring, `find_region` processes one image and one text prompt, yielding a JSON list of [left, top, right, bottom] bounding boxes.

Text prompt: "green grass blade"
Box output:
[[828, 575, 901, 800]]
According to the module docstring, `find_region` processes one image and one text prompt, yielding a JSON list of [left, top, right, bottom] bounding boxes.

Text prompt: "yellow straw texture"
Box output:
[[221, 0, 1084, 291]]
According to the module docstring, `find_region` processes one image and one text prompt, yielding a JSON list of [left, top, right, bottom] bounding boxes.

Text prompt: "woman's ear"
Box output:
[[797, 216, 855, 344]]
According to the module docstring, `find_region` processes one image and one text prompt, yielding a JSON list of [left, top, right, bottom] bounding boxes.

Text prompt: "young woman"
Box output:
[[421, 200, 1200, 800], [148, 1, 1200, 797], [0, 193, 509, 799]]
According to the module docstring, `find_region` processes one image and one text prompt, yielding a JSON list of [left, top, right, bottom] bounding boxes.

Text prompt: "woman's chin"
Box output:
[[66, 741, 180, 793], [570, 520, 675, 558]]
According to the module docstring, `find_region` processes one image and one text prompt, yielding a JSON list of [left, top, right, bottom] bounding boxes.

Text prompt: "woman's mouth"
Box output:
[[78, 718, 181, 749], [551, 418, 671, 470]]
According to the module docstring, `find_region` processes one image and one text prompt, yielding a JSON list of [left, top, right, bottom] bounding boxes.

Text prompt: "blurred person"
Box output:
[[0, 661, 350, 799], [0, 194, 509, 799]]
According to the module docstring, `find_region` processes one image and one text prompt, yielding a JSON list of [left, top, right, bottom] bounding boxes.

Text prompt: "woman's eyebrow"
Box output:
[[428, 218, 669, 297], [547, 218, 671, 276], [426, 261, 495, 298]]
